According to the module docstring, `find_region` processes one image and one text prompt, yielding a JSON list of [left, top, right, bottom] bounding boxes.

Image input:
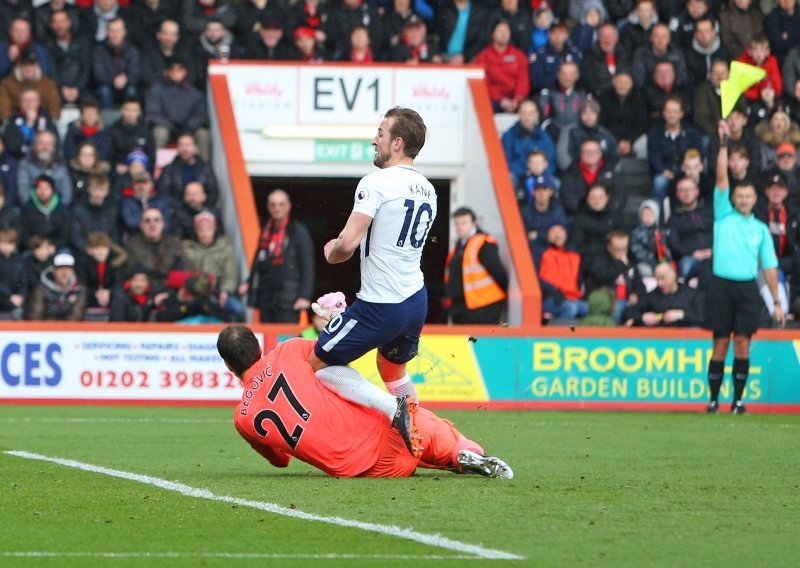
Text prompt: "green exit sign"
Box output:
[[314, 140, 373, 162]]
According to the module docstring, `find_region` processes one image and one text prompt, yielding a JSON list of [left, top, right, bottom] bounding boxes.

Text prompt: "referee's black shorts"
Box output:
[[703, 275, 762, 337]]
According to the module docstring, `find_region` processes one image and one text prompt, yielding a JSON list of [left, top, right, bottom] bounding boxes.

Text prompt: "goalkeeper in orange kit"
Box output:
[[217, 325, 513, 479]]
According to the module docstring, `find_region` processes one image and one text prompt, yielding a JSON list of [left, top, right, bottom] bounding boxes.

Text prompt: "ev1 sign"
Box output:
[[300, 68, 394, 124]]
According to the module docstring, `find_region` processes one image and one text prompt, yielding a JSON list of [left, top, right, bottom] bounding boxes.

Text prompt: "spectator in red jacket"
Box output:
[[473, 20, 529, 113], [737, 35, 783, 101]]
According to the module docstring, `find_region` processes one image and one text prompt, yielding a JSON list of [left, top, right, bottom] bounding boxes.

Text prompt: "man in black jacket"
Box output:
[[70, 174, 120, 251], [107, 97, 155, 176], [241, 189, 315, 323], [625, 262, 703, 326], [45, 8, 90, 106], [92, 17, 141, 109], [666, 176, 713, 286], [109, 264, 155, 322], [598, 71, 648, 160], [155, 133, 218, 205], [141, 19, 194, 89], [583, 230, 646, 323], [580, 23, 631, 97]]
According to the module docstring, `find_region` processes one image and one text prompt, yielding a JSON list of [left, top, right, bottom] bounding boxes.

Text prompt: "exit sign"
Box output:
[[314, 140, 373, 162]]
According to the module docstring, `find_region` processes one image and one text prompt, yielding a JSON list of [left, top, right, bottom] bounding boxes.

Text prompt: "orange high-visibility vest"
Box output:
[[445, 233, 507, 309]]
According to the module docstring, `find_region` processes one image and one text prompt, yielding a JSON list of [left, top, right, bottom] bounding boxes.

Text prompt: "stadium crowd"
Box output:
[[0, 0, 798, 327]]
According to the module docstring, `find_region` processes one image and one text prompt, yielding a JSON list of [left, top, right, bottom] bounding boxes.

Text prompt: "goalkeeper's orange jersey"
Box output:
[[234, 338, 417, 478]]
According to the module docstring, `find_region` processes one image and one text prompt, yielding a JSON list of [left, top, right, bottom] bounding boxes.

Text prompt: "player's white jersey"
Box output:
[[351, 165, 437, 303]]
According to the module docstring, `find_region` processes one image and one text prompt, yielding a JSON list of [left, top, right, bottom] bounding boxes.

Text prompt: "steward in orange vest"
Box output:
[[443, 207, 508, 324]]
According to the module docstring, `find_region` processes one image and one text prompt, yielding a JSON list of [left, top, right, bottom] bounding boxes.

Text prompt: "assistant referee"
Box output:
[[705, 120, 786, 415]]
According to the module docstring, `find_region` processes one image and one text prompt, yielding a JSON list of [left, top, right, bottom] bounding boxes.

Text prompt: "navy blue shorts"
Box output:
[[314, 287, 428, 367]]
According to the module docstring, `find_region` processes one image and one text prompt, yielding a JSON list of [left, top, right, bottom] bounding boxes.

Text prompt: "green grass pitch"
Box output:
[[1, 405, 798, 566]]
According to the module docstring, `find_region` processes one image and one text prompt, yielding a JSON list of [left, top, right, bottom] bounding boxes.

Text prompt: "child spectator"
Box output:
[[109, 265, 155, 322], [521, 175, 567, 262], [630, 199, 666, 277], [737, 35, 783, 101], [538, 223, 588, 320], [76, 231, 127, 309], [529, 8, 552, 54], [521, 150, 553, 198], [24, 235, 55, 298], [25, 252, 87, 321], [570, 2, 604, 54], [0, 227, 25, 319], [580, 288, 616, 326]]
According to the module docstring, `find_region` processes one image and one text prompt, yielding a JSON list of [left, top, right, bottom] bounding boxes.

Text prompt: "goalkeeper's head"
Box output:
[[217, 325, 261, 379]]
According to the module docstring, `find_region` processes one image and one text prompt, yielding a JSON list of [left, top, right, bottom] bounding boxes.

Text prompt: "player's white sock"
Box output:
[[315, 366, 397, 420], [383, 374, 418, 400]]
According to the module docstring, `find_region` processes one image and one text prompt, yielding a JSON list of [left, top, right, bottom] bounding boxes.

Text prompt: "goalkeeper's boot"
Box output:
[[457, 450, 514, 479], [731, 401, 747, 415], [706, 400, 719, 414], [391, 396, 423, 458]]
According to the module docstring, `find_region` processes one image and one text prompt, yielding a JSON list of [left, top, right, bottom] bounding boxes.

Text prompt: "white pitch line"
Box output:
[[0, 552, 478, 560], [5, 451, 523, 561]]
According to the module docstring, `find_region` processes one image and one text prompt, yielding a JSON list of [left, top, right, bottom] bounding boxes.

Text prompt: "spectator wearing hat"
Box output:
[[737, 35, 783, 102], [570, 1, 605, 54], [141, 19, 194, 89], [630, 199, 666, 277], [17, 130, 72, 207], [146, 57, 209, 162], [120, 171, 172, 236], [243, 17, 296, 61], [387, 15, 441, 64], [125, 206, 182, 289], [63, 99, 111, 162], [632, 23, 689, 88], [436, 0, 492, 65], [326, 0, 387, 61], [19, 174, 71, 250], [171, 181, 221, 240], [156, 132, 218, 205], [92, 17, 141, 109], [107, 98, 155, 176], [529, 22, 581, 94], [501, 100, 555, 189], [756, 171, 797, 276], [520, 174, 568, 263], [647, 95, 703, 201], [182, 210, 242, 321], [473, 20, 529, 113], [559, 138, 617, 216], [69, 141, 111, 204], [558, 98, 618, 171], [71, 174, 121, 251], [598, 71, 648, 159], [25, 251, 87, 321], [538, 223, 588, 320], [580, 23, 631, 97], [0, 49, 61, 121], [767, 142, 800, 208], [109, 264, 155, 322], [154, 273, 230, 323], [0, 87, 59, 161], [76, 231, 127, 309], [0, 17, 51, 80], [44, 7, 91, 106], [293, 26, 326, 62], [111, 148, 149, 196]]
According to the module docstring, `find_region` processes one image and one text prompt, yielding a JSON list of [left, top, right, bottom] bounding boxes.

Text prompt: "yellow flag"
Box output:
[[720, 61, 766, 118]]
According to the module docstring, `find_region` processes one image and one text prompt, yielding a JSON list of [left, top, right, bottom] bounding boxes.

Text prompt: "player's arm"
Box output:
[[715, 119, 730, 192], [324, 212, 374, 264]]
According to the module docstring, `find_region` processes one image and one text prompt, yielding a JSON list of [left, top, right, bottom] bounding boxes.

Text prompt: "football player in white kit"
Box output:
[[307, 107, 436, 440]]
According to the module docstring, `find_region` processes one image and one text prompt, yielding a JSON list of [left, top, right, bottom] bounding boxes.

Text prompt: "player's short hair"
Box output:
[[452, 206, 476, 222], [384, 106, 426, 159], [217, 325, 261, 377]]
